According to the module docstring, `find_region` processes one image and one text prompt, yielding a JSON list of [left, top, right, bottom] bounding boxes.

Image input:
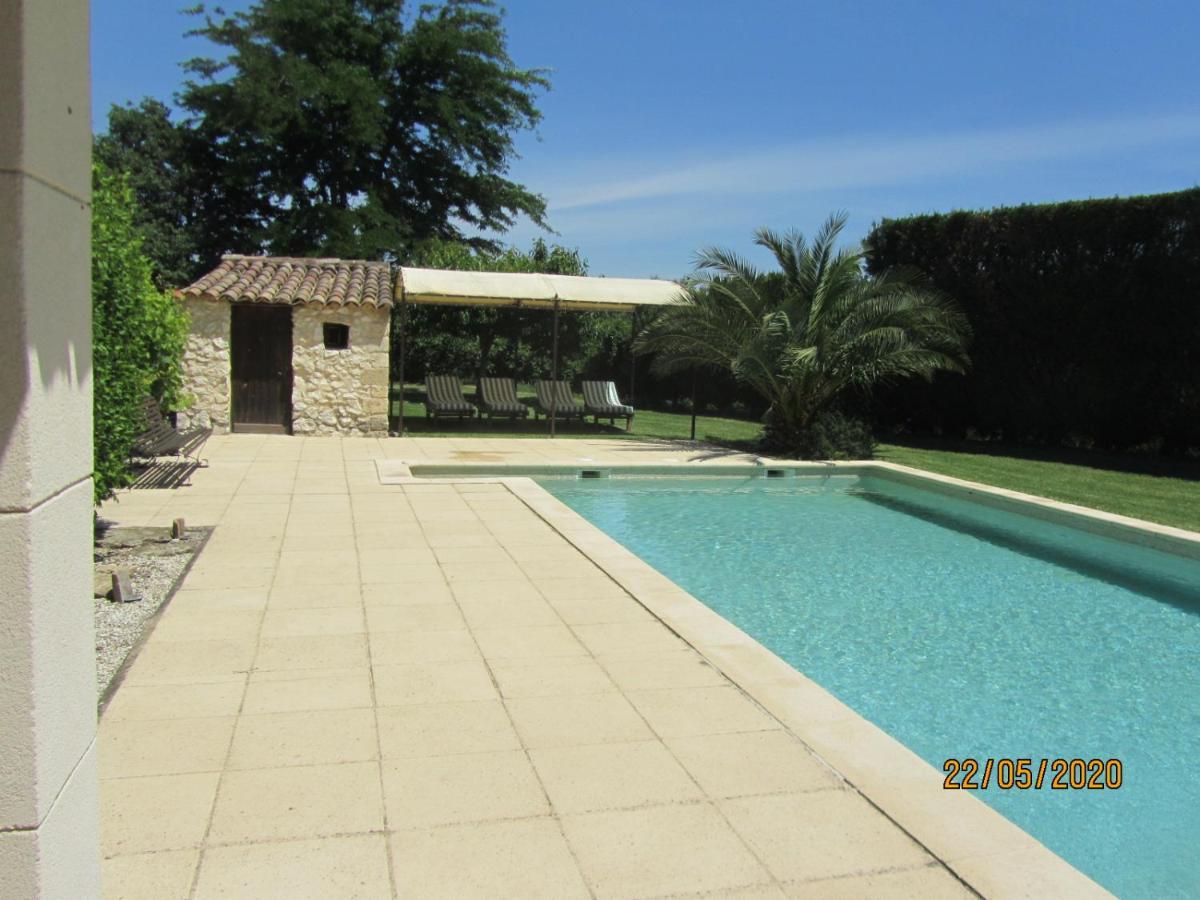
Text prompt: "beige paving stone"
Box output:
[[545, 595, 655, 625], [165, 588, 269, 613], [782, 864, 973, 899], [627, 686, 781, 738], [102, 773, 220, 856], [360, 561, 447, 584], [949, 849, 1111, 899], [562, 802, 772, 899], [242, 668, 372, 714], [433, 545, 512, 564], [457, 597, 561, 628], [424, 530, 503, 548], [101, 680, 245, 721], [506, 693, 654, 749], [101, 849, 199, 900], [208, 761, 384, 844], [471, 624, 587, 660], [490, 657, 617, 699], [382, 750, 549, 827], [391, 817, 589, 899], [254, 633, 369, 671], [666, 731, 842, 799], [572, 621, 688, 657], [600, 649, 728, 691], [227, 708, 378, 769], [267, 582, 363, 609], [183, 563, 276, 590], [193, 834, 392, 900], [359, 546, 438, 568], [372, 659, 499, 706], [369, 628, 481, 665], [451, 578, 543, 604], [366, 603, 465, 633], [376, 700, 520, 759], [361, 580, 455, 606], [100, 716, 236, 778], [260, 607, 365, 637], [720, 790, 933, 883], [440, 560, 527, 582], [531, 740, 704, 814], [145, 609, 262, 643], [281, 531, 358, 552], [272, 560, 361, 588], [532, 575, 626, 602]]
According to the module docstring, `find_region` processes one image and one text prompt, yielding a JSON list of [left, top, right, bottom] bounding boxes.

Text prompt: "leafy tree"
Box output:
[[92, 163, 190, 503], [635, 214, 971, 458], [95, 0, 549, 284], [399, 238, 629, 385]]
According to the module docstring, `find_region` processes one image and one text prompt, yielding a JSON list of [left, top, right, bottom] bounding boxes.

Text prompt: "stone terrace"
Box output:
[[97, 436, 975, 898]]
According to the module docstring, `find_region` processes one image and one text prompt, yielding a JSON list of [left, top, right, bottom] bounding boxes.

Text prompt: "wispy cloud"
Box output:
[[544, 111, 1200, 212]]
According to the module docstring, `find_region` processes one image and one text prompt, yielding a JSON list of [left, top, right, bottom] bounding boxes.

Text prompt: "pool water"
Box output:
[[539, 473, 1200, 898]]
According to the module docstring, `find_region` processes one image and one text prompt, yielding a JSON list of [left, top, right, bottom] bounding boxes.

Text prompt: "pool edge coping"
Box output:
[[379, 456, 1147, 898]]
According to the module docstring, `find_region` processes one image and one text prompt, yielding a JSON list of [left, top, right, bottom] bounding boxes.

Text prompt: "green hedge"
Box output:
[[864, 189, 1200, 453], [92, 163, 189, 503]]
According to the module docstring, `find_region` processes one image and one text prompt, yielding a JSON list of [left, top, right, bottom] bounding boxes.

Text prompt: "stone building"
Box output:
[[177, 255, 393, 435]]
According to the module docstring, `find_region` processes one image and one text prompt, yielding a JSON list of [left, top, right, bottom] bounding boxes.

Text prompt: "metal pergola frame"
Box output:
[[392, 268, 685, 437]]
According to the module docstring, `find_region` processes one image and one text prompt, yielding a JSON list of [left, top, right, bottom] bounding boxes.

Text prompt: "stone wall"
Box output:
[[292, 305, 390, 435], [178, 297, 231, 432]]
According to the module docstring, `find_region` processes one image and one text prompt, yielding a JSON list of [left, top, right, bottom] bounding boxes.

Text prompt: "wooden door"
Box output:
[[230, 304, 293, 433]]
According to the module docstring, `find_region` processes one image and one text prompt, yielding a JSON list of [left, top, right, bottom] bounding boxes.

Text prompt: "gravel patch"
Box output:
[[93, 525, 209, 697]]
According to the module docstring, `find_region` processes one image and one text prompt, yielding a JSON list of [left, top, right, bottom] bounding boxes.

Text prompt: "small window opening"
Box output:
[[323, 322, 350, 350]]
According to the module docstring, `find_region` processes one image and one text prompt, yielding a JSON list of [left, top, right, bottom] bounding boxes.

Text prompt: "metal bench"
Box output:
[[131, 397, 211, 466]]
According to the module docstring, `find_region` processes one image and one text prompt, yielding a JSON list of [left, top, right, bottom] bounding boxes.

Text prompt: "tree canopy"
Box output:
[[95, 0, 549, 285]]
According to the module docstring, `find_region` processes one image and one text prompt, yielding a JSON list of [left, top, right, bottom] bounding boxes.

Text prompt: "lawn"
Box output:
[[392, 385, 1200, 532], [875, 440, 1200, 533]]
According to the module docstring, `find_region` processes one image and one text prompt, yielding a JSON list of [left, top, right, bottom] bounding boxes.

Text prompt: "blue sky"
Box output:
[[93, 0, 1200, 278]]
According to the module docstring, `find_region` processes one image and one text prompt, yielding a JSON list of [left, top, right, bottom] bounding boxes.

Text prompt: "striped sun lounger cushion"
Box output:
[[478, 377, 529, 417], [425, 375, 474, 415], [534, 381, 585, 417], [581, 381, 634, 417]]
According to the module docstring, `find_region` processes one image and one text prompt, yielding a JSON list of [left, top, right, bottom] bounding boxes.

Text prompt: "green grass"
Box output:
[[392, 384, 1200, 531], [878, 440, 1200, 533]]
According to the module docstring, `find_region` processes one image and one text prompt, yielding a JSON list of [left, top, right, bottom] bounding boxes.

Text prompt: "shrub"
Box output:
[[92, 163, 189, 503], [864, 189, 1200, 454]]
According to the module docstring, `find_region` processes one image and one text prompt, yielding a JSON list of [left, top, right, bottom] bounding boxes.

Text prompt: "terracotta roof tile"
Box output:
[[178, 255, 393, 309]]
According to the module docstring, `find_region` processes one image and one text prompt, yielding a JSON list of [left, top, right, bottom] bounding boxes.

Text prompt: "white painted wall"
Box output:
[[0, 0, 101, 895]]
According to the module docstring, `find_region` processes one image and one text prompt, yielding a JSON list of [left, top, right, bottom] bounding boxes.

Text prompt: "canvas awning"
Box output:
[[397, 267, 685, 312]]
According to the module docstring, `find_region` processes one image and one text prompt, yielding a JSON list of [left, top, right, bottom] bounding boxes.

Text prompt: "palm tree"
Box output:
[[636, 213, 971, 456]]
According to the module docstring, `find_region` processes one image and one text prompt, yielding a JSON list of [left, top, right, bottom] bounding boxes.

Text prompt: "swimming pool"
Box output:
[[538, 472, 1200, 899]]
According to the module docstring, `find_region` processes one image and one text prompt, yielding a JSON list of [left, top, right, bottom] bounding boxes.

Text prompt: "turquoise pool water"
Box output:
[[539, 473, 1200, 898]]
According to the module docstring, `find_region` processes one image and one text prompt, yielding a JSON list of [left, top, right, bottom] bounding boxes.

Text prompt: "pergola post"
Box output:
[[550, 295, 561, 438], [396, 291, 408, 435]]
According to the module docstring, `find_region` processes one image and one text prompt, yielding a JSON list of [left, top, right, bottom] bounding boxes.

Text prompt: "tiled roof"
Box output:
[[178, 255, 393, 309]]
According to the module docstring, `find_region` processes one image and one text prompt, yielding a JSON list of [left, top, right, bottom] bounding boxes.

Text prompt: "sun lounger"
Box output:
[[477, 377, 530, 420], [582, 380, 635, 431], [424, 375, 475, 420], [531, 380, 585, 419]]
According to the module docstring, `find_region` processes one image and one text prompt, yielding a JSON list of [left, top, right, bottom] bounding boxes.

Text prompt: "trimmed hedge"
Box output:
[[864, 189, 1200, 454], [93, 163, 189, 503]]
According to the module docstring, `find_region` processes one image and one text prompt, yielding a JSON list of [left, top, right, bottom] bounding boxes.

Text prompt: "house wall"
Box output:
[[291, 305, 390, 435], [178, 297, 232, 433], [0, 0, 101, 894]]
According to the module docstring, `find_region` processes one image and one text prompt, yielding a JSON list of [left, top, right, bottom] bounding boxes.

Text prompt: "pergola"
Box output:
[[394, 267, 686, 435]]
